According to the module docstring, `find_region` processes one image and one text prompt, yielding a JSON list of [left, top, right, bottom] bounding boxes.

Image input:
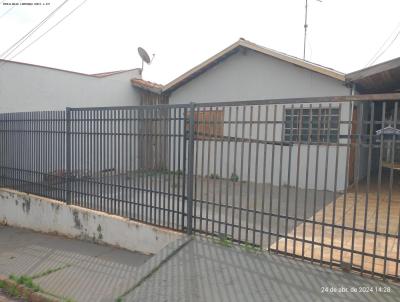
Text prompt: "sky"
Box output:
[[0, 0, 399, 84]]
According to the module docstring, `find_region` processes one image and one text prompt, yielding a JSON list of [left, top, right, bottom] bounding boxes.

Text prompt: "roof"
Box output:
[[0, 59, 140, 78], [91, 69, 140, 77], [163, 38, 345, 93], [131, 78, 163, 94], [346, 57, 400, 93]]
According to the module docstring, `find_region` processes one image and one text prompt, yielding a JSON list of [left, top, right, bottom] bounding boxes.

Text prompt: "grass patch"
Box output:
[[9, 275, 41, 292], [214, 234, 233, 247], [2, 273, 75, 302], [8, 283, 19, 297], [242, 243, 262, 253]]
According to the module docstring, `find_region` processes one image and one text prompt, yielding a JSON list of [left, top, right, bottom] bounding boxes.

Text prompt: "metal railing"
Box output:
[[0, 97, 399, 281]]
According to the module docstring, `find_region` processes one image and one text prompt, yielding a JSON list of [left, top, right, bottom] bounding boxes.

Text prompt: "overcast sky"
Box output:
[[0, 0, 399, 84]]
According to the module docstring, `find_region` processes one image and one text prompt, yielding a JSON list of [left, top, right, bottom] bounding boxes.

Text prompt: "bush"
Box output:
[[230, 173, 239, 182]]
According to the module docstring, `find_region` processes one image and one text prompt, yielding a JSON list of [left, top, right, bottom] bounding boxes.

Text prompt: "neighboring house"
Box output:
[[0, 59, 142, 112]]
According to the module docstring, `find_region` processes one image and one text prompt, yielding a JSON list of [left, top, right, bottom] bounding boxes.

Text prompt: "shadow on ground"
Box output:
[[124, 237, 400, 302]]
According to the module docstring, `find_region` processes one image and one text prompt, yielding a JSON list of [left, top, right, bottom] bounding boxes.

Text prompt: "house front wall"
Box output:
[[0, 62, 142, 113], [168, 50, 353, 191]]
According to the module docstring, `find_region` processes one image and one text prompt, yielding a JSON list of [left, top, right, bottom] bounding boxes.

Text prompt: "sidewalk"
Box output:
[[0, 226, 151, 302], [1, 226, 399, 302], [124, 237, 400, 302]]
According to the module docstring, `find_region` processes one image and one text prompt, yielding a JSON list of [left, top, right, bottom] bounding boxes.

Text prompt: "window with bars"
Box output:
[[284, 107, 340, 143]]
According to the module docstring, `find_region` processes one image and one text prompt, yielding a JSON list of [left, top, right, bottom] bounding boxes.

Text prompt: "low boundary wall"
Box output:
[[0, 188, 183, 255]]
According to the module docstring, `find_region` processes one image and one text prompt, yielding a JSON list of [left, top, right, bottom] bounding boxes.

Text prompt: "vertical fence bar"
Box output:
[[361, 101, 374, 275], [383, 101, 398, 279], [182, 107, 188, 229], [65, 107, 72, 204], [186, 102, 196, 235]]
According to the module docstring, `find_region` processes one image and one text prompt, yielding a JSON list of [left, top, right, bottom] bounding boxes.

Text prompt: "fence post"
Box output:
[[65, 107, 71, 204], [186, 102, 196, 235]]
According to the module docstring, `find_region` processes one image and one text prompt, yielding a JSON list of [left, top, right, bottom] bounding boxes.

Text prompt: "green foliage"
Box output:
[[8, 284, 19, 297], [0, 280, 4, 288], [116, 297, 123, 302], [7, 274, 41, 295], [242, 243, 261, 253], [230, 173, 239, 182], [13, 275, 41, 292], [172, 170, 183, 176], [209, 173, 220, 179], [9, 274, 17, 282], [214, 234, 233, 247]]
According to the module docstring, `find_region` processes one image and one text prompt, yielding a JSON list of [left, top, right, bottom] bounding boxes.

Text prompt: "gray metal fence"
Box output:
[[0, 97, 399, 281]]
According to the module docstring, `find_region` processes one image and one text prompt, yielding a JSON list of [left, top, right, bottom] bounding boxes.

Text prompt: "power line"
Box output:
[[0, 0, 70, 60], [0, 5, 14, 19], [8, 0, 88, 61], [369, 30, 400, 66], [366, 21, 400, 67], [0, 0, 70, 59]]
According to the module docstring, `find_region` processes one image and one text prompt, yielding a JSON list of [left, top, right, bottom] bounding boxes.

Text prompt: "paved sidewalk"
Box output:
[[125, 237, 400, 302], [0, 226, 151, 302], [1, 226, 399, 302]]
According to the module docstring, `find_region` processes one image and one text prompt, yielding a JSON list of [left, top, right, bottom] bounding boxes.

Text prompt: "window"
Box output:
[[185, 110, 224, 140], [284, 107, 340, 143]]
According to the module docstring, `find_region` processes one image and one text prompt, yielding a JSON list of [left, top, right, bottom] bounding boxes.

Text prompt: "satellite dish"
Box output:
[[138, 47, 151, 64], [138, 47, 154, 74]]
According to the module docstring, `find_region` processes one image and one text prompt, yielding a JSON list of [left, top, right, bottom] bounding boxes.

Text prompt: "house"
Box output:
[[131, 38, 400, 192], [131, 38, 355, 191], [0, 59, 143, 113]]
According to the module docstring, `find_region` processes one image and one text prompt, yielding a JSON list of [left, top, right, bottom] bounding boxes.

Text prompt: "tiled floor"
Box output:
[[273, 173, 400, 278]]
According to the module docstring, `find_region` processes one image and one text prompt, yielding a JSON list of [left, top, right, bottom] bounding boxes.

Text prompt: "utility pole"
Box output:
[[303, 0, 322, 60], [303, 0, 308, 60]]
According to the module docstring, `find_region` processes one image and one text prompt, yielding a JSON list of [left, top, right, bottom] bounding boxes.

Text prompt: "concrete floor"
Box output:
[[65, 175, 335, 244]]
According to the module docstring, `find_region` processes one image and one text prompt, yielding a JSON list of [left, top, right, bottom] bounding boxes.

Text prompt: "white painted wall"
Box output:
[[0, 61, 142, 113], [0, 188, 183, 254], [168, 50, 353, 191]]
